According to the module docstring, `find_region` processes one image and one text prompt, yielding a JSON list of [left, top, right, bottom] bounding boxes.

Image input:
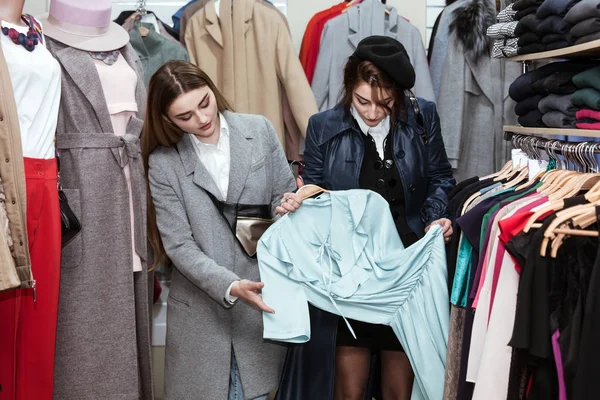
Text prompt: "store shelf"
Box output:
[[507, 39, 600, 61], [504, 125, 600, 138]]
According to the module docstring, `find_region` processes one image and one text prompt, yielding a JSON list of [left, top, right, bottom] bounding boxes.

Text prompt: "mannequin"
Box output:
[[0, 0, 62, 399], [37, 0, 153, 398]]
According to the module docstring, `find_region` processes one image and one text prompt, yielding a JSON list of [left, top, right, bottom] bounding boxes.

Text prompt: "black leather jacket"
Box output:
[[302, 97, 456, 236]]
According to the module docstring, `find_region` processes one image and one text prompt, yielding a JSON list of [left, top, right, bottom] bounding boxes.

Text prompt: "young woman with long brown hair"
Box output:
[[142, 60, 296, 400], [278, 36, 456, 399]]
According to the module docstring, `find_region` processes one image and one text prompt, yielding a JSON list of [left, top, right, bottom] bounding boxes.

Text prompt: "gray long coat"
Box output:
[[148, 111, 296, 400], [46, 38, 154, 400], [311, 0, 435, 111], [437, 0, 520, 182]]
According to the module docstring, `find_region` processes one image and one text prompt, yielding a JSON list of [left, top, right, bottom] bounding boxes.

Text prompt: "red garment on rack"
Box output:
[[299, 2, 347, 84]]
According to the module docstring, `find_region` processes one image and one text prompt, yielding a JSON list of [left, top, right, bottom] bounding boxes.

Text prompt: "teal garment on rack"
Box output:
[[258, 189, 449, 400]]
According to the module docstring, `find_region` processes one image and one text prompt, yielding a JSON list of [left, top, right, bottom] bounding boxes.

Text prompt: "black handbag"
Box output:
[[203, 190, 273, 258], [57, 155, 81, 247]]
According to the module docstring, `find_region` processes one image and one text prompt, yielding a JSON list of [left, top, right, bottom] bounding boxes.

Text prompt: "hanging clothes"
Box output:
[[179, 0, 214, 46], [258, 189, 449, 400], [128, 24, 189, 87], [311, 0, 435, 111], [114, 10, 181, 43], [299, 2, 347, 84], [0, 14, 62, 400], [430, 0, 468, 100], [437, 0, 521, 182], [442, 142, 600, 400], [45, 38, 154, 400], [172, 0, 197, 35], [185, 0, 317, 152]]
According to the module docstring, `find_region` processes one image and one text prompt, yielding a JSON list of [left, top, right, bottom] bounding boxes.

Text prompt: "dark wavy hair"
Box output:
[[338, 57, 407, 127]]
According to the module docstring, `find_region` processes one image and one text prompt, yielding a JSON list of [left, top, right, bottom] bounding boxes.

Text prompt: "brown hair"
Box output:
[[339, 57, 407, 126], [142, 60, 233, 270]]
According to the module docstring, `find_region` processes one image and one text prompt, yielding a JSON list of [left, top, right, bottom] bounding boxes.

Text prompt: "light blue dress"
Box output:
[[257, 189, 449, 400]]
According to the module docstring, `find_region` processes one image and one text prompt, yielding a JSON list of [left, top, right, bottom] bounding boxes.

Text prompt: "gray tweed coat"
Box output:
[[148, 111, 295, 399], [46, 38, 154, 400]]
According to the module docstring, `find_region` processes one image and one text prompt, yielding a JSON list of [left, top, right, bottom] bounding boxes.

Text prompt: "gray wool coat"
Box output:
[[148, 111, 296, 400], [437, 1, 521, 182], [45, 38, 154, 400], [311, 0, 435, 111]]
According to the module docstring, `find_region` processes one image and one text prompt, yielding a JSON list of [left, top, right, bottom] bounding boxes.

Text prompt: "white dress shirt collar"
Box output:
[[350, 105, 390, 160], [189, 113, 231, 200]]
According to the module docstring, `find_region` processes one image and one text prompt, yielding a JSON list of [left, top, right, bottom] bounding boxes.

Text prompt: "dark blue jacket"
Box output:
[[302, 97, 456, 236]]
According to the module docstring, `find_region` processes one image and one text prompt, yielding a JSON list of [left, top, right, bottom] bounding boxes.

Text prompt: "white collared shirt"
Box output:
[[189, 113, 230, 201], [351, 105, 391, 160], [189, 113, 238, 304]]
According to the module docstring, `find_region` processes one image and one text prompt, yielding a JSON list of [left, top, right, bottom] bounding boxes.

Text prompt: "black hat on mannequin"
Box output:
[[351, 36, 416, 90]]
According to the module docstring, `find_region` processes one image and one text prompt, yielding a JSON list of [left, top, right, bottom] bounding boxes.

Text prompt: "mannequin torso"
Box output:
[[0, 17, 61, 159]]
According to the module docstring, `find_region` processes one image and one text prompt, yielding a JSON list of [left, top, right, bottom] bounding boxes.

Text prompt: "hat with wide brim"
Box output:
[[37, 0, 129, 52], [352, 36, 416, 90]]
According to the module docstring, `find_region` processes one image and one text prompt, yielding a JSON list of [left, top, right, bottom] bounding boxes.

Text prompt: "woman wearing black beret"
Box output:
[[278, 36, 456, 399]]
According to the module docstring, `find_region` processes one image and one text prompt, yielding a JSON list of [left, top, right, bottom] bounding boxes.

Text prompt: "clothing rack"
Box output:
[[506, 132, 600, 171]]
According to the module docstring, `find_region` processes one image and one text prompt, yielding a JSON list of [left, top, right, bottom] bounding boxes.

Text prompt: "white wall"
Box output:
[[24, 0, 48, 16]]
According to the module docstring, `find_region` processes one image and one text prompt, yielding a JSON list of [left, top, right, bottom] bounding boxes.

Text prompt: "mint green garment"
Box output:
[[258, 190, 449, 400], [450, 186, 513, 307], [451, 182, 541, 307]]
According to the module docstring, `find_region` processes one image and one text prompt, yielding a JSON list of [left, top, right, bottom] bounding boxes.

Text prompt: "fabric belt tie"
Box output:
[[318, 237, 356, 339], [55, 132, 146, 263]]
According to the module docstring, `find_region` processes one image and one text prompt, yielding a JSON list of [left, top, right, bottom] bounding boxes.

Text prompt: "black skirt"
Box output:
[[336, 317, 404, 352]]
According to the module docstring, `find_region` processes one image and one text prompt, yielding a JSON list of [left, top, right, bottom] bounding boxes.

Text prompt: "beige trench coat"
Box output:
[[0, 40, 31, 291], [185, 0, 317, 149]]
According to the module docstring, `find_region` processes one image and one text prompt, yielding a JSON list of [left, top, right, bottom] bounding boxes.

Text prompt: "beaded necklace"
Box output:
[[1, 14, 43, 52]]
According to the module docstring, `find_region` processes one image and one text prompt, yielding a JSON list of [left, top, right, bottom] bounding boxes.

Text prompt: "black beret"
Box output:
[[351, 36, 416, 90]]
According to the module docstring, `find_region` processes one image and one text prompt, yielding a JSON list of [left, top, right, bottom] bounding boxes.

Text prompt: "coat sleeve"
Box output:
[[408, 24, 436, 103], [261, 116, 296, 215], [275, 18, 318, 136], [148, 155, 240, 308], [421, 103, 456, 224], [437, 36, 465, 170], [257, 232, 311, 343], [301, 116, 326, 186], [310, 22, 334, 111]]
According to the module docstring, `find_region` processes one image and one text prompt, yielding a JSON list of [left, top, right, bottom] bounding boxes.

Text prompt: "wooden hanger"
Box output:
[[539, 201, 599, 256], [549, 174, 600, 201], [502, 166, 529, 189], [549, 206, 600, 257], [481, 161, 511, 181], [296, 184, 329, 201], [524, 172, 590, 233]]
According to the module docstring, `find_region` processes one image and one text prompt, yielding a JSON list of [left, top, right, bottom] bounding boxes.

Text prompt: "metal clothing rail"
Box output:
[[505, 132, 600, 172]]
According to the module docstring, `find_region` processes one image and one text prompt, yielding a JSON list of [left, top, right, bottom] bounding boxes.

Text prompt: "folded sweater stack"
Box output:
[[573, 66, 600, 129], [509, 61, 596, 127], [565, 0, 600, 45], [488, 5, 519, 58]]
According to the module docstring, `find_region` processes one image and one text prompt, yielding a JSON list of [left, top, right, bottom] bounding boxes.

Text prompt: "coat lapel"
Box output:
[[347, 4, 361, 50], [465, 53, 495, 107], [205, 0, 224, 47], [347, 0, 387, 50], [384, 7, 399, 39], [52, 45, 113, 133], [243, 0, 254, 36], [224, 111, 252, 203], [177, 133, 223, 199]]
